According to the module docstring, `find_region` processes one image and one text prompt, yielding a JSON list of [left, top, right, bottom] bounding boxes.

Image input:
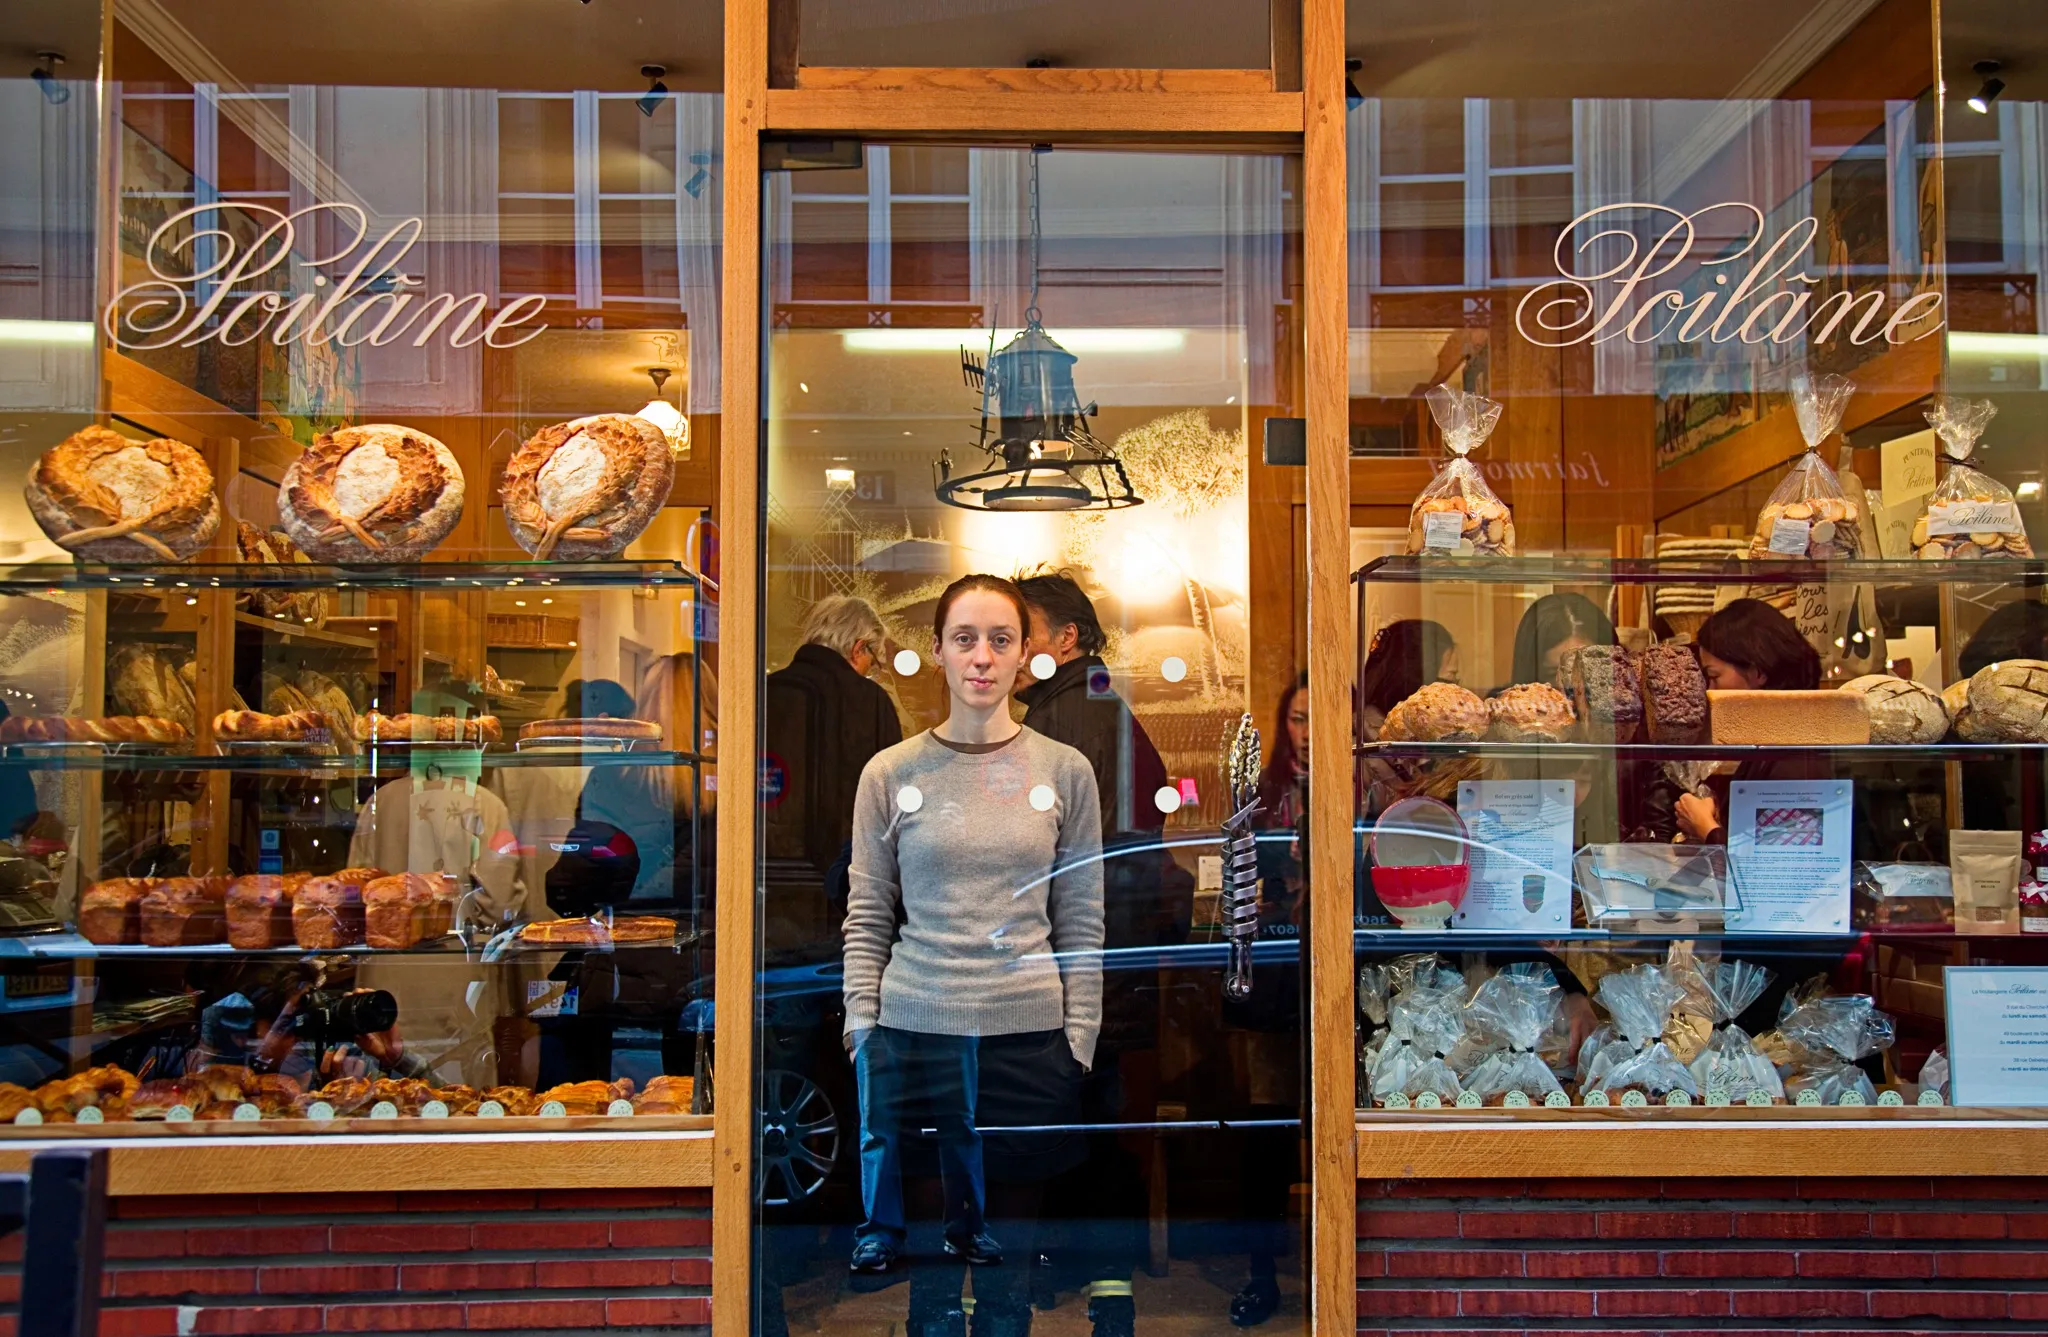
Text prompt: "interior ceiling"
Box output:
[[1940, 0, 2048, 102], [1345, 0, 1897, 100], [132, 0, 724, 93], [798, 0, 1271, 69], [1, 0, 102, 78]]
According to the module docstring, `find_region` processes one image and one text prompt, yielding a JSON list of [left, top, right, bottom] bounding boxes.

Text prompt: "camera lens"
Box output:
[[338, 989, 399, 1035]]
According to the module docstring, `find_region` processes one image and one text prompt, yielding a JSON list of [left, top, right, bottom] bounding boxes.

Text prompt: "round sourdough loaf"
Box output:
[[278, 424, 464, 562], [26, 426, 221, 562], [1840, 674, 1949, 744], [501, 414, 673, 560]]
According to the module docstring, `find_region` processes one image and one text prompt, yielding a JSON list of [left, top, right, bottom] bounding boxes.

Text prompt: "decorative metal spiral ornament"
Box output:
[[1220, 712, 1263, 1000]]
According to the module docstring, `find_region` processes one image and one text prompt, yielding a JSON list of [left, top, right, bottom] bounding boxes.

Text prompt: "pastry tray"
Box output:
[[2, 741, 183, 758], [513, 735, 644, 753], [216, 738, 337, 756]]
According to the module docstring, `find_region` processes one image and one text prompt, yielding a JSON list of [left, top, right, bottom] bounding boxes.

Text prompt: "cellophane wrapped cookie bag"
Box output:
[[1750, 371, 1861, 560], [1406, 383, 1514, 557], [1913, 397, 2033, 559]]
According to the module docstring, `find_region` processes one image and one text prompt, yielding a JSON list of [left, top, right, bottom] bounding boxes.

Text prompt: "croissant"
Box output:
[[535, 1078, 635, 1115], [633, 1074, 694, 1115], [26, 426, 221, 562], [482, 1085, 538, 1117]]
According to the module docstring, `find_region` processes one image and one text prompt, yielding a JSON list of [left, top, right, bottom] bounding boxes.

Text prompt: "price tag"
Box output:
[[538, 1100, 568, 1118], [1420, 511, 1465, 551], [1381, 1092, 1410, 1110], [76, 1106, 103, 1124], [1542, 1091, 1570, 1108], [1454, 1091, 1480, 1108], [166, 1105, 193, 1122], [307, 1101, 336, 1121], [1620, 1090, 1648, 1107], [232, 1103, 261, 1121], [1795, 1090, 1822, 1106], [1917, 1089, 1944, 1106], [1503, 1091, 1531, 1108], [606, 1099, 635, 1117], [421, 1101, 450, 1119], [1744, 1090, 1775, 1108], [369, 1101, 399, 1120], [1583, 1090, 1609, 1107], [1837, 1090, 1866, 1107], [1928, 500, 2023, 536], [1767, 517, 1812, 555], [13, 1108, 41, 1126], [1666, 1090, 1692, 1107], [1706, 1090, 1732, 1108], [1878, 1090, 1905, 1106], [477, 1101, 506, 1118]]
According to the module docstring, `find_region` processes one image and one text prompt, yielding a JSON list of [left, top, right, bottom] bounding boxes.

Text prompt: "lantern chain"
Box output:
[[1026, 146, 1043, 327]]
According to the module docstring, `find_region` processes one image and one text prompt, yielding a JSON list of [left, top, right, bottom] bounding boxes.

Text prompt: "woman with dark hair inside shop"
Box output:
[[842, 573, 1103, 1337], [1674, 597, 1825, 846]]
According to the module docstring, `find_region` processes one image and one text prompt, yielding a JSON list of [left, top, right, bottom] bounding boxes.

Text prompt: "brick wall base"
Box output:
[[0, 1188, 711, 1337], [1359, 1176, 2048, 1335]]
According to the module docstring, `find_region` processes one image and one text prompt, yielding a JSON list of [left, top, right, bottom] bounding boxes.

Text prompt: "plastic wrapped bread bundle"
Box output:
[[1750, 371, 1862, 560], [1687, 960, 1784, 1103], [1461, 964, 1566, 1104], [1586, 964, 1699, 1101], [1918, 1046, 1950, 1102], [1777, 990, 1895, 1106], [1405, 384, 1514, 557], [1357, 962, 1393, 1027], [1912, 397, 2033, 559], [1368, 979, 1468, 1105]]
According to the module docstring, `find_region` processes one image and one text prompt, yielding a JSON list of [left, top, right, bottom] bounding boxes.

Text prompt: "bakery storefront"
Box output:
[[4, 1, 2048, 1335]]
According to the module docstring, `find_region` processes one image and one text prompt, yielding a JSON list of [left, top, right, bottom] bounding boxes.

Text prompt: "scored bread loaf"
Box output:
[[1640, 645, 1708, 741], [278, 424, 465, 562], [25, 426, 221, 562], [501, 414, 674, 560], [212, 710, 326, 742], [1486, 683, 1577, 743], [79, 878, 153, 945], [1564, 646, 1643, 733], [1380, 682, 1490, 742], [1965, 660, 2048, 743], [140, 877, 229, 947], [363, 873, 446, 950], [0, 715, 189, 744], [1707, 689, 1870, 745], [226, 873, 310, 950], [292, 868, 383, 949], [1839, 675, 1950, 744]]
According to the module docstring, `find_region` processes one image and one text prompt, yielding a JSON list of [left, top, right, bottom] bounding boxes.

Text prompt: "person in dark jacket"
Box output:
[[762, 595, 903, 964], [1014, 571, 1188, 1337]]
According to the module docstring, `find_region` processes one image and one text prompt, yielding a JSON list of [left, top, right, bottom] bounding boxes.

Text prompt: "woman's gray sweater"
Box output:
[[842, 727, 1105, 1069]]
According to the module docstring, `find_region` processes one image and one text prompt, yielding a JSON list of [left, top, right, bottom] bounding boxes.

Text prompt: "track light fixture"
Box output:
[[637, 64, 669, 117], [31, 52, 69, 107], [1345, 58, 1363, 108], [1968, 60, 2004, 114]]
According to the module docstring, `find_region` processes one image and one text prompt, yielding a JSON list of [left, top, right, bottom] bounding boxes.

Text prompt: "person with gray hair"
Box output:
[[763, 593, 902, 966], [799, 594, 887, 676]]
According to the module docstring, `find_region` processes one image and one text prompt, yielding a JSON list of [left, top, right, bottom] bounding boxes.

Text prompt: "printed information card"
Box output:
[[1945, 967, 2048, 1107], [1454, 780, 1574, 931], [1725, 779, 1853, 932]]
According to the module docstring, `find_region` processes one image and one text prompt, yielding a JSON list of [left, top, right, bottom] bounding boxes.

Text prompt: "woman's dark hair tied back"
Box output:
[[931, 573, 1032, 643]]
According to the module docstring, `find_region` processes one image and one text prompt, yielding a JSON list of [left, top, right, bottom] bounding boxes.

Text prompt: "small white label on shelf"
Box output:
[[13, 1109, 41, 1126], [1542, 1091, 1569, 1109], [307, 1101, 335, 1122], [1503, 1091, 1530, 1108], [1620, 1090, 1648, 1107], [538, 1100, 568, 1118], [1767, 517, 1812, 555], [1917, 1090, 1944, 1106], [1666, 1090, 1691, 1107], [76, 1106, 103, 1124], [1878, 1090, 1905, 1106], [1582, 1091, 1609, 1107], [1795, 1090, 1823, 1106], [1744, 1090, 1774, 1108], [1837, 1091, 1867, 1107], [1381, 1093, 1410, 1110], [1454, 1091, 1481, 1108], [477, 1101, 506, 1118], [421, 1101, 450, 1119], [1928, 501, 2023, 536], [232, 1103, 261, 1122], [369, 1101, 399, 1120], [166, 1105, 193, 1122], [1421, 511, 1465, 551], [606, 1099, 634, 1117], [1706, 1091, 1731, 1108]]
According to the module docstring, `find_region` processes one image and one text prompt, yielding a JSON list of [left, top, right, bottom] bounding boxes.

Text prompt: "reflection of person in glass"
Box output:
[[1014, 571, 1187, 1336], [842, 574, 1104, 1293], [1675, 599, 1825, 845], [1511, 592, 1614, 690], [764, 595, 903, 962]]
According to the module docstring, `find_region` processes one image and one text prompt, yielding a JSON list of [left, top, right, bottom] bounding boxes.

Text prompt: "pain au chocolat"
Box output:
[[26, 426, 221, 562], [501, 414, 673, 560], [278, 424, 465, 562]]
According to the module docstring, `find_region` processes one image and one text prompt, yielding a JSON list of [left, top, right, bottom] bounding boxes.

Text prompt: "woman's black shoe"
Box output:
[[1229, 1278, 1280, 1327]]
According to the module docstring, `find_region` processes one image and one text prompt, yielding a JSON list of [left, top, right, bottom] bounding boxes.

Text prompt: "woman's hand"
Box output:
[[844, 1027, 871, 1059], [1675, 792, 1720, 843], [1560, 990, 1597, 1060]]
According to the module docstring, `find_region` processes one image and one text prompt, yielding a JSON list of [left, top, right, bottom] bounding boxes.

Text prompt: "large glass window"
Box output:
[[756, 143, 1308, 1335]]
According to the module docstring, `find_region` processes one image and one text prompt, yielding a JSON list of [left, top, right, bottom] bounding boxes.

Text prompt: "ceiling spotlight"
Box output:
[[1968, 60, 2004, 114], [637, 64, 669, 117], [1345, 57, 1363, 108], [31, 52, 69, 107]]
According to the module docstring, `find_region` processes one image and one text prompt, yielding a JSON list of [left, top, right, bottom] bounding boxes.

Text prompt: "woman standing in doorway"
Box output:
[[843, 574, 1104, 1337]]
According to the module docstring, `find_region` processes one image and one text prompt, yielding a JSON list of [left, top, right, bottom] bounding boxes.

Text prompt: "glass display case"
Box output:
[[1353, 553, 2048, 1116], [0, 558, 713, 1133]]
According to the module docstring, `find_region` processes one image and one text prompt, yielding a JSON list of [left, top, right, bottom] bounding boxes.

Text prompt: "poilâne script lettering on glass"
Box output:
[[1515, 202, 1945, 349], [103, 202, 550, 352]]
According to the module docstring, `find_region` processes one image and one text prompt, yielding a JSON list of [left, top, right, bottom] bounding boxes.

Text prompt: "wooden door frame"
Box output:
[[713, 3, 1354, 1332]]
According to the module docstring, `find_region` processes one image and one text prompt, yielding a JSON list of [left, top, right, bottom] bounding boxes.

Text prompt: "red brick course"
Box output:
[[1361, 1177, 2048, 1333], [0, 1188, 711, 1335]]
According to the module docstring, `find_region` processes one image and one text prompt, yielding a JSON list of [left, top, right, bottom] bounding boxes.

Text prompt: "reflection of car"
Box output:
[[753, 832, 1303, 1212]]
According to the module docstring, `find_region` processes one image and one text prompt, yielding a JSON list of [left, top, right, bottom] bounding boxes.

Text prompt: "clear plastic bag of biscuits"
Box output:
[[1912, 397, 2032, 560], [1406, 383, 1514, 557], [1750, 371, 1861, 560]]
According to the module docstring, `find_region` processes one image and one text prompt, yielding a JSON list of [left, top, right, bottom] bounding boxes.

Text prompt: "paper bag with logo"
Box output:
[[1912, 398, 2033, 559], [1750, 371, 1862, 560], [1406, 383, 1514, 557], [1949, 828, 2022, 936]]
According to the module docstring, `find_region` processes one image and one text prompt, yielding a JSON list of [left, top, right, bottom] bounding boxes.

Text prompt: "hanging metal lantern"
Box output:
[[934, 150, 1143, 513]]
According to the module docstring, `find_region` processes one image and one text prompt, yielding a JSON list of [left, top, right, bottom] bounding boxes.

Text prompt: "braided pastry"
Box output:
[[278, 424, 464, 561], [212, 709, 326, 742], [501, 414, 673, 560], [25, 426, 221, 562]]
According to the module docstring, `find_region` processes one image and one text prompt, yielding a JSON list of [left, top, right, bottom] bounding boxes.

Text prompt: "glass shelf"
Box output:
[[0, 748, 709, 773], [0, 930, 704, 961], [0, 560, 704, 595], [1355, 739, 2035, 762], [1352, 554, 2048, 587], [1349, 926, 1984, 947]]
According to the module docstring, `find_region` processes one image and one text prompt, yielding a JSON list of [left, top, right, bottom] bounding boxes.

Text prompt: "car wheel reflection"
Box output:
[[757, 1067, 841, 1206]]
